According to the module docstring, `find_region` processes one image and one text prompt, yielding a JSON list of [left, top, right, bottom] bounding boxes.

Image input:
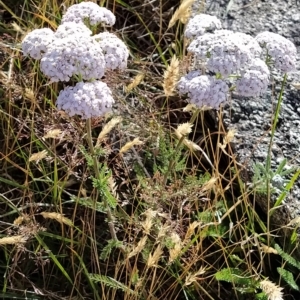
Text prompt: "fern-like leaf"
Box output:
[[275, 244, 300, 270], [277, 267, 299, 291], [215, 268, 252, 286], [89, 274, 136, 295]]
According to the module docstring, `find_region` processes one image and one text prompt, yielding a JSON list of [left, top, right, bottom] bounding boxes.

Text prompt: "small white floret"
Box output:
[[93, 32, 129, 70], [185, 14, 222, 39], [22, 28, 54, 59], [61, 2, 116, 26], [256, 31, 297, 72], [40, 35, 106, 82], [56, 81, 114, 119]]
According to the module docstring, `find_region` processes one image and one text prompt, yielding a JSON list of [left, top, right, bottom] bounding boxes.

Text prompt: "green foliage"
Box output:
[[215, 268, 253, 286], [252, 158, 297, 195], [277, 267, 299, 291], [100, 239, 124, 261], [89, 274, 137, 295], [91, 164, 117, 209], [147, 132, 187, 179], [275, 243, 300, 270]]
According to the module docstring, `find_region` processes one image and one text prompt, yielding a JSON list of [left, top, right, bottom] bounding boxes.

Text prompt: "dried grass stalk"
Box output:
[[40, 212, 73, 227], [147, 244, 163, 268], [126, 73, 145, 93], [120, 138, 143, 154], [0, 235, 28, 245], [163, 55, 180, 97], [43, 129, 62, 139], [184, 267, 206, 286], [168, 0, 195, 28], [29, 150, 48, 163], [128, 236, 148, 258], [96, 116, 122, 147]]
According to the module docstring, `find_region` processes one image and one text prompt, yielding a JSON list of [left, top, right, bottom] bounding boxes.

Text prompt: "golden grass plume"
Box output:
[[260, 279, 283, 300], [40, 212, 73, 227], [120, 137, 143, 154], [163, 55, 180, 97], [0, 235, 28, 245], [168, 0, 195, 28], [96, 116, 122, 146], [125, 73, 145, 93]]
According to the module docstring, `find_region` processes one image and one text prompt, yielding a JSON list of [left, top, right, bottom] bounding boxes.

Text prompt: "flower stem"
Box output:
[[86, 118, 118, 241]]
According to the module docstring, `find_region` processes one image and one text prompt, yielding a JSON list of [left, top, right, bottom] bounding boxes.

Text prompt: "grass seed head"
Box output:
[[163, 55, 180, 97], [29, 150, 48, 163], [184, 267, 206, 286], [96, 116, 122, 146], [40, 212, 73, 227], [147, 244, 163, 268], [43, 129, 62, 139], [125, 73, 145, 93], [168, 0, 195, 28], [260, 279, 284, 300], [120, 138, 143, 154], [128, 236, 148, 258], [0, 235, 28, 245]]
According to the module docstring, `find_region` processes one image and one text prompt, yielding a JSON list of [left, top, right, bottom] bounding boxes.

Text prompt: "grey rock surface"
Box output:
[[203, 0, 300, 223]]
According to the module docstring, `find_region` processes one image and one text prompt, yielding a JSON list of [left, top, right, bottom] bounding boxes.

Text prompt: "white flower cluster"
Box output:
[[93, 32, 129, 70], [256, 31, 297, 72], [178, 13, 297, 107], [185, 14, 222, 39], [21, 2, 129, 118], [61, 1, 116, 26], [54, 22, 92, 39], [21, 28, 54, 59], [40, 36, 106, 82], [56, 81, 114, 119], [236, 58, 270, 97], [178, 71, 229, 108], [188, 30, 255, 77]]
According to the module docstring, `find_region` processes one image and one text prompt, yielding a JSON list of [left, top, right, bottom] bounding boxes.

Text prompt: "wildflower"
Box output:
[[40, 34, 105, 82], [56, 81, 114, 119], [185, 14, 222, 39], [235, 58, 270, 97], [21, 28, 54, 59], [54, 22, 92, 39], [178, 71, 228, 108], [256, 31, 297, 72], [188, 30, 254, 76], [93, 32, 129, 70], [61, 1, 116, 27]]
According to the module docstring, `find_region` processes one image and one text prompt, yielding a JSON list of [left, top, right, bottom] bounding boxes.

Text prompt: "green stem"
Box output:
[[266, 73, 287, 249], [86, 119, 118, 241]]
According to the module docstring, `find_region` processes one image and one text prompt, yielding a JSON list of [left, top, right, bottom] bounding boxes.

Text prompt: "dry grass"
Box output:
[[0, 1, 299, 300]]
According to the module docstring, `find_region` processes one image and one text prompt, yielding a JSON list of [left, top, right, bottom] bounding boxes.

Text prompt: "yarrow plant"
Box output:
[[178, 13, 297, 109], [21, 2, 129, 242], [21, 1, 129, 118]]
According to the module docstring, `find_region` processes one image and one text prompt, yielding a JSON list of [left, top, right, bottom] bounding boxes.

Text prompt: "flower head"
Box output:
[[256, 31, 297, 72], [188, 30, 254, 76], [56, 81, 114, 119], [93, 32, 129, 70], [40, 35, 106, 82], [178, 72, 228, 108], [235, 58, 270, 97], [54, 22, 92, 39], [185, 14, 222, 39], [61, 2, 116, 27], [22, 28, 54, 59]]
